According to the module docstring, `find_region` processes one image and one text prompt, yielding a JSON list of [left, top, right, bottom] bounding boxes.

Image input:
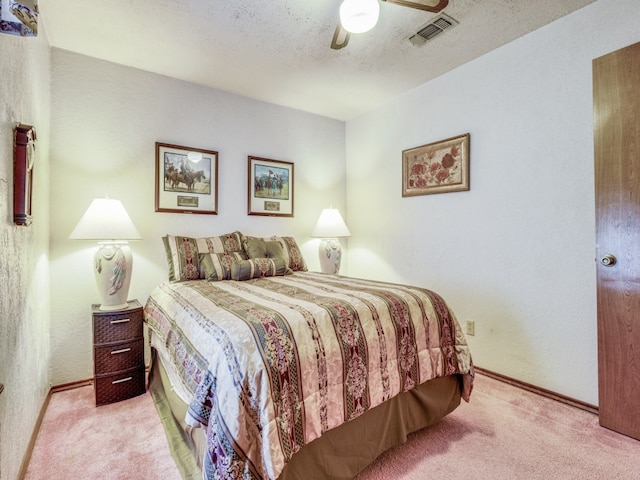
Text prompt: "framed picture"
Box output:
[[248, 156, 294, 217], [402, 133, 470, 197], [14, 123, 36, 226], [1, 0, 38, 37], [155, 142, 218, 214]]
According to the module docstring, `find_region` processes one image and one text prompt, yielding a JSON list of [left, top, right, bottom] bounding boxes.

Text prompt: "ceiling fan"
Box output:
[[331, 0, 449, 50]]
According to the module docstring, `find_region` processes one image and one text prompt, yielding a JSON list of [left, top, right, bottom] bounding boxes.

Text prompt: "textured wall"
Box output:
[[48, 50, 347, 385], [345, 0, 640, 405], [0, 32, 51, 480]]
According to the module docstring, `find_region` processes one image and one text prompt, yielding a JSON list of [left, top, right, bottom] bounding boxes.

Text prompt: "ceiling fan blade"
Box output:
[[382, 0, 449, 13], [331, 23, 350, 50]]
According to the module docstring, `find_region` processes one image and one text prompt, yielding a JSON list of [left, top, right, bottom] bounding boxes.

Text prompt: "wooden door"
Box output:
[[593, 41, 640, 440]]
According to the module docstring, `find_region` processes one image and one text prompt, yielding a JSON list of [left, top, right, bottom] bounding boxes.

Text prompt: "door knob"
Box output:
[[600, 254, 617, 266]]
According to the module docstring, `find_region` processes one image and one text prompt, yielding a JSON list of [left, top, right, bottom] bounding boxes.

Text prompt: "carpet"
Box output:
[[24, 386, 181, 480], [357, 373, 640, 479], [24, 373, 640, 479]]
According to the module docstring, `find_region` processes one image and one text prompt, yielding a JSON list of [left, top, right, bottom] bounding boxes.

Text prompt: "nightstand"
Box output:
[[92, 300, 146, 406]]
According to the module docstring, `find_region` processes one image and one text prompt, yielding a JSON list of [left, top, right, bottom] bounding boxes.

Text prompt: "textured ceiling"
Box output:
[[40, 0, 596, 121]]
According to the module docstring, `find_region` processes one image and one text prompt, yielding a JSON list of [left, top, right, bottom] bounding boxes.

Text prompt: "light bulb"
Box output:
[[339, 0, 380, 34]]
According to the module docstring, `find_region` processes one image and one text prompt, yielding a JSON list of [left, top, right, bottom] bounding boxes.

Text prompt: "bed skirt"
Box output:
[[148, 348, 463, 480]]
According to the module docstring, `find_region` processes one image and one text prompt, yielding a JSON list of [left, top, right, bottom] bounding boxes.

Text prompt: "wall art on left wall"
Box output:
[[1, 0, 38, 36], [14, 123, 36, 226]]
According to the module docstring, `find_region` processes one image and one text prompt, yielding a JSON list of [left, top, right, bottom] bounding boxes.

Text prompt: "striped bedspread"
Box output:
[[144, 272, 473, 480]]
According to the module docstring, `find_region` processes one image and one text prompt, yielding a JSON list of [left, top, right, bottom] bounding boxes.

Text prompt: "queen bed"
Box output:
[[143, 232, 473, 480]]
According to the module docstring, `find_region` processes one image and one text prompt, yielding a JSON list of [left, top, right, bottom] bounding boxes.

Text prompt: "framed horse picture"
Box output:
[[247, 156, 294, 217], [155, 142, 218, 214]]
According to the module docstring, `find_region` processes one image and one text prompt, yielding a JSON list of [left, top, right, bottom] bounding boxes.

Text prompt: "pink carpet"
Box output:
[[24, 387, 181, 480], [358, 374, 640, 479], [25, 373, 640, 479]]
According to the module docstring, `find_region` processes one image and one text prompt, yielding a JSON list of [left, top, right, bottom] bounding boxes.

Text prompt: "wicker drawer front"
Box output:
[[95, 367, 146, 406], [94, 339, 144, 376], [93, 306, 143, 344]]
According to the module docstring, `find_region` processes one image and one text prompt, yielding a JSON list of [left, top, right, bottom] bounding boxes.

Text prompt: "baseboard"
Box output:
[[474, 366, 599, 415], [51, 378, 93, 393]]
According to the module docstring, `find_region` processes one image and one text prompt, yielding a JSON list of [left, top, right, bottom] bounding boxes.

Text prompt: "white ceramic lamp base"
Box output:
[[318, 238, 343, 274], [94, 242, 132, 311]]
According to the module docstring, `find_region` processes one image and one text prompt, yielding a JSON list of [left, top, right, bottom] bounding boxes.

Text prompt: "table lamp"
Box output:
[[69, 198, 141, 310], [311, 208, 351, 274]]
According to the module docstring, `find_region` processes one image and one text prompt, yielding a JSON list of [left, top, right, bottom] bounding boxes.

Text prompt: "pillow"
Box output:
[[271, 236, 308, 271], [163, 231, 247, 282], [242, 236, 284, 259], [162, 235, 200, 282], [195, 231, 245, 255], [201, 252, 247, 281], [230, 257, 290, 281], [242, 235, 307, 272]]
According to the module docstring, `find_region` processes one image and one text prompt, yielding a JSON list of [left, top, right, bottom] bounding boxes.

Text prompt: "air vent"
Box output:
[[409, 13, 458, 46]]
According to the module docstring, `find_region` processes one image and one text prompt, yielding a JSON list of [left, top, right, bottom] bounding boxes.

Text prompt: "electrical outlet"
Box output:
[[465, 320, 475, 336]]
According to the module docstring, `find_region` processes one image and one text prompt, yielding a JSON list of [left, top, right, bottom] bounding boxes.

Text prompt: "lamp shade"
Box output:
[[311, 208, 351, 238], [69, 198, 141, 241], [339, 0, 380, 34]]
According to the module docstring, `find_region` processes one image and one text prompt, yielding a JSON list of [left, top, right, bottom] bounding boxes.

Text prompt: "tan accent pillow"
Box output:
[[241, 234, 307, 272], [242, 236, 284, 259]]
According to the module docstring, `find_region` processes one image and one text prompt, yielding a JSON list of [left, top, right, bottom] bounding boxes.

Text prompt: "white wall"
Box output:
[[0, 30, 51, 480], [345, 0, 639, 405], [48, 50, 346, 385]]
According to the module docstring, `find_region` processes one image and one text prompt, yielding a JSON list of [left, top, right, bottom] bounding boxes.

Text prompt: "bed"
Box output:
[[143, 232, 474, 480]]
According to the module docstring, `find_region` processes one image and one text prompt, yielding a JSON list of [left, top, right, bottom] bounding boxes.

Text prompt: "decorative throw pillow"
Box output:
[[201, 252, 247, 281], [230, 257, 290, 281], [162, 235, 200, 282], [241, 234, 307, 272], [242, 236, 285, 259]]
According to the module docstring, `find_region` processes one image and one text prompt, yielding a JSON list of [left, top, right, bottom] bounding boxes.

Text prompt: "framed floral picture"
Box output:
[[402, 133, 470, 196], [248, 156, 294, 217], [155, 142, 218, 214]]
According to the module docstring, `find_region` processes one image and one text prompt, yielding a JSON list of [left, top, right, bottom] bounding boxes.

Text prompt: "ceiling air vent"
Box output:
[[409, 13, 458, 47]]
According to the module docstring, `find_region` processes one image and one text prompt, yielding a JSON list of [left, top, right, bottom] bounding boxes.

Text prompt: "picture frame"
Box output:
[[402, 133, 470, 197], [248, 156, 294, 217], [1, 0, 38, 37], [13, 123, 36, 226], [155, 142, 218, 214]]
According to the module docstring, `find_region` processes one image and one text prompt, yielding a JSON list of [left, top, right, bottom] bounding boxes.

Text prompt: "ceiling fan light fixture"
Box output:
[[339, 0, 380, 34]]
